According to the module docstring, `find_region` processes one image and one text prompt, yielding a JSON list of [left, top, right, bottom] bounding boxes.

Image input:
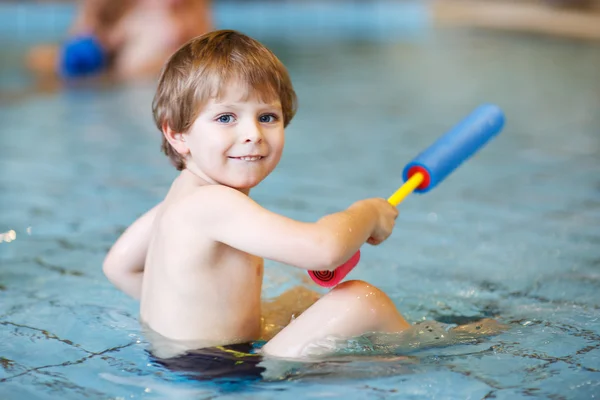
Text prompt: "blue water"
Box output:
[[1, 6, 600, 399]]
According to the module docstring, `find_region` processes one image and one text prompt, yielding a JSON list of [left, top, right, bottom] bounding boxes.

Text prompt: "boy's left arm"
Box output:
[[103, 203, 161, 300]]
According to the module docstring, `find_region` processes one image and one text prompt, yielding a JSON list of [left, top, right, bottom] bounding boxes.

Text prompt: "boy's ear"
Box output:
[[162, 123, 189, 156]]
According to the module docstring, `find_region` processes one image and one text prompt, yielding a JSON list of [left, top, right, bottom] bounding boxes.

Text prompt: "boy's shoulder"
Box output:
[[162, 184, 248, 220], [189, 184, 248, 203]]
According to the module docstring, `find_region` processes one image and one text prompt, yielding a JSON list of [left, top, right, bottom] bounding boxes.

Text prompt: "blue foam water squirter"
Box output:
[[402, 104, 505, 193]]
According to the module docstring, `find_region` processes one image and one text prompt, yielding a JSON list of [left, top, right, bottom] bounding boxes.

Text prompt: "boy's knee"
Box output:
[[328, 280, 407, 331], [333, 279, 381, 294], [330, 280, 392, 306]]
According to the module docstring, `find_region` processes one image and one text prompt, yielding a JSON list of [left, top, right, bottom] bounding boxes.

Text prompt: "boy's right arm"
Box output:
[[195, 186, 398, 271], [103, 203, 161, 300]]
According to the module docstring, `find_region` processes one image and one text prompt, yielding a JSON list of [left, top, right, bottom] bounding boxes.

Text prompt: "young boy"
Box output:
[[103, 30, 411, 364]]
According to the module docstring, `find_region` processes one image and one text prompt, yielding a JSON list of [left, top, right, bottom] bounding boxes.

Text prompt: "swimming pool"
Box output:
[[1, 5, 600, 400]]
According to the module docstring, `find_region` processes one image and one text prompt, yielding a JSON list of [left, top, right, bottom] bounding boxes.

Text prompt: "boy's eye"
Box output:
[[259, 114, 278, 123], [217, 114, 235, 123]]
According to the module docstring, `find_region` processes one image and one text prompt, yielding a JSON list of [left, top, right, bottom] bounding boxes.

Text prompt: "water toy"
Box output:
[[309, 104, 505, 287], [59, 35, 107, 78]]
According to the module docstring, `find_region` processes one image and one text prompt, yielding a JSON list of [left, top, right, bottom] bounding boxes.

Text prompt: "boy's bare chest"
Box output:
[[212, 246, 264, 285]]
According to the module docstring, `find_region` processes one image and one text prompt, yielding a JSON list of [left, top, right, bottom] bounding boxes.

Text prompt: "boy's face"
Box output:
[[183, 81, 285, 191]]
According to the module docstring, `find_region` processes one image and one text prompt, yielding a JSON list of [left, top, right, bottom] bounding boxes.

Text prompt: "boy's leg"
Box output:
[[261, 286, 321, 340], [261, 280, 411, 359]]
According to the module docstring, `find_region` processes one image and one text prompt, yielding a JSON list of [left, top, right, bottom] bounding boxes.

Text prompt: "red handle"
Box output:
[[308, 250, 361, 287]]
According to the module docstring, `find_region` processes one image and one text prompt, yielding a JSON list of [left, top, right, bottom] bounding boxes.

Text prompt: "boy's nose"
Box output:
[[242, 121, 263, 143]]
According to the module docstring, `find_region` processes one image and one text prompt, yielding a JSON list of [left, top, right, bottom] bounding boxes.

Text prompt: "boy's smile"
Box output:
[[228, 156, 264, 161], [179, 80, 285, 191]]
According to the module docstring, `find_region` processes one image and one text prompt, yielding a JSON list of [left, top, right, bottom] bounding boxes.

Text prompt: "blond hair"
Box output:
[[152, 30, 298, 170]]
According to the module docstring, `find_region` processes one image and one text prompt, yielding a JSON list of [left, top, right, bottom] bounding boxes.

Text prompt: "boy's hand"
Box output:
[[363, 198, 398, 246]]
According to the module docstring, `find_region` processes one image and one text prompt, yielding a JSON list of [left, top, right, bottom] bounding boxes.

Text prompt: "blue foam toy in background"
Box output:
[[402, 104, 505, 193], [59, 35, 107, 78]]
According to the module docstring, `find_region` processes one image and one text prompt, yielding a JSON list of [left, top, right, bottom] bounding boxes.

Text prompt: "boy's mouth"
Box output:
[[228, 156, 264, 161]]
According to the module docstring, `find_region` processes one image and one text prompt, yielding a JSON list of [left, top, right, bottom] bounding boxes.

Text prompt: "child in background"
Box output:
[[103, 29, 412, 364], [27, 0, 212, 81]]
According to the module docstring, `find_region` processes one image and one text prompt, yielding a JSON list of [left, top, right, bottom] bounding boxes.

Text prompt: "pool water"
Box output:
[[1, 20, 600, 400]]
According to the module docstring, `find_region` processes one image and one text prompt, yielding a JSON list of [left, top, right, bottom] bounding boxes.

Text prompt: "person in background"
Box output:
[[26, 0, 212, 81]]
